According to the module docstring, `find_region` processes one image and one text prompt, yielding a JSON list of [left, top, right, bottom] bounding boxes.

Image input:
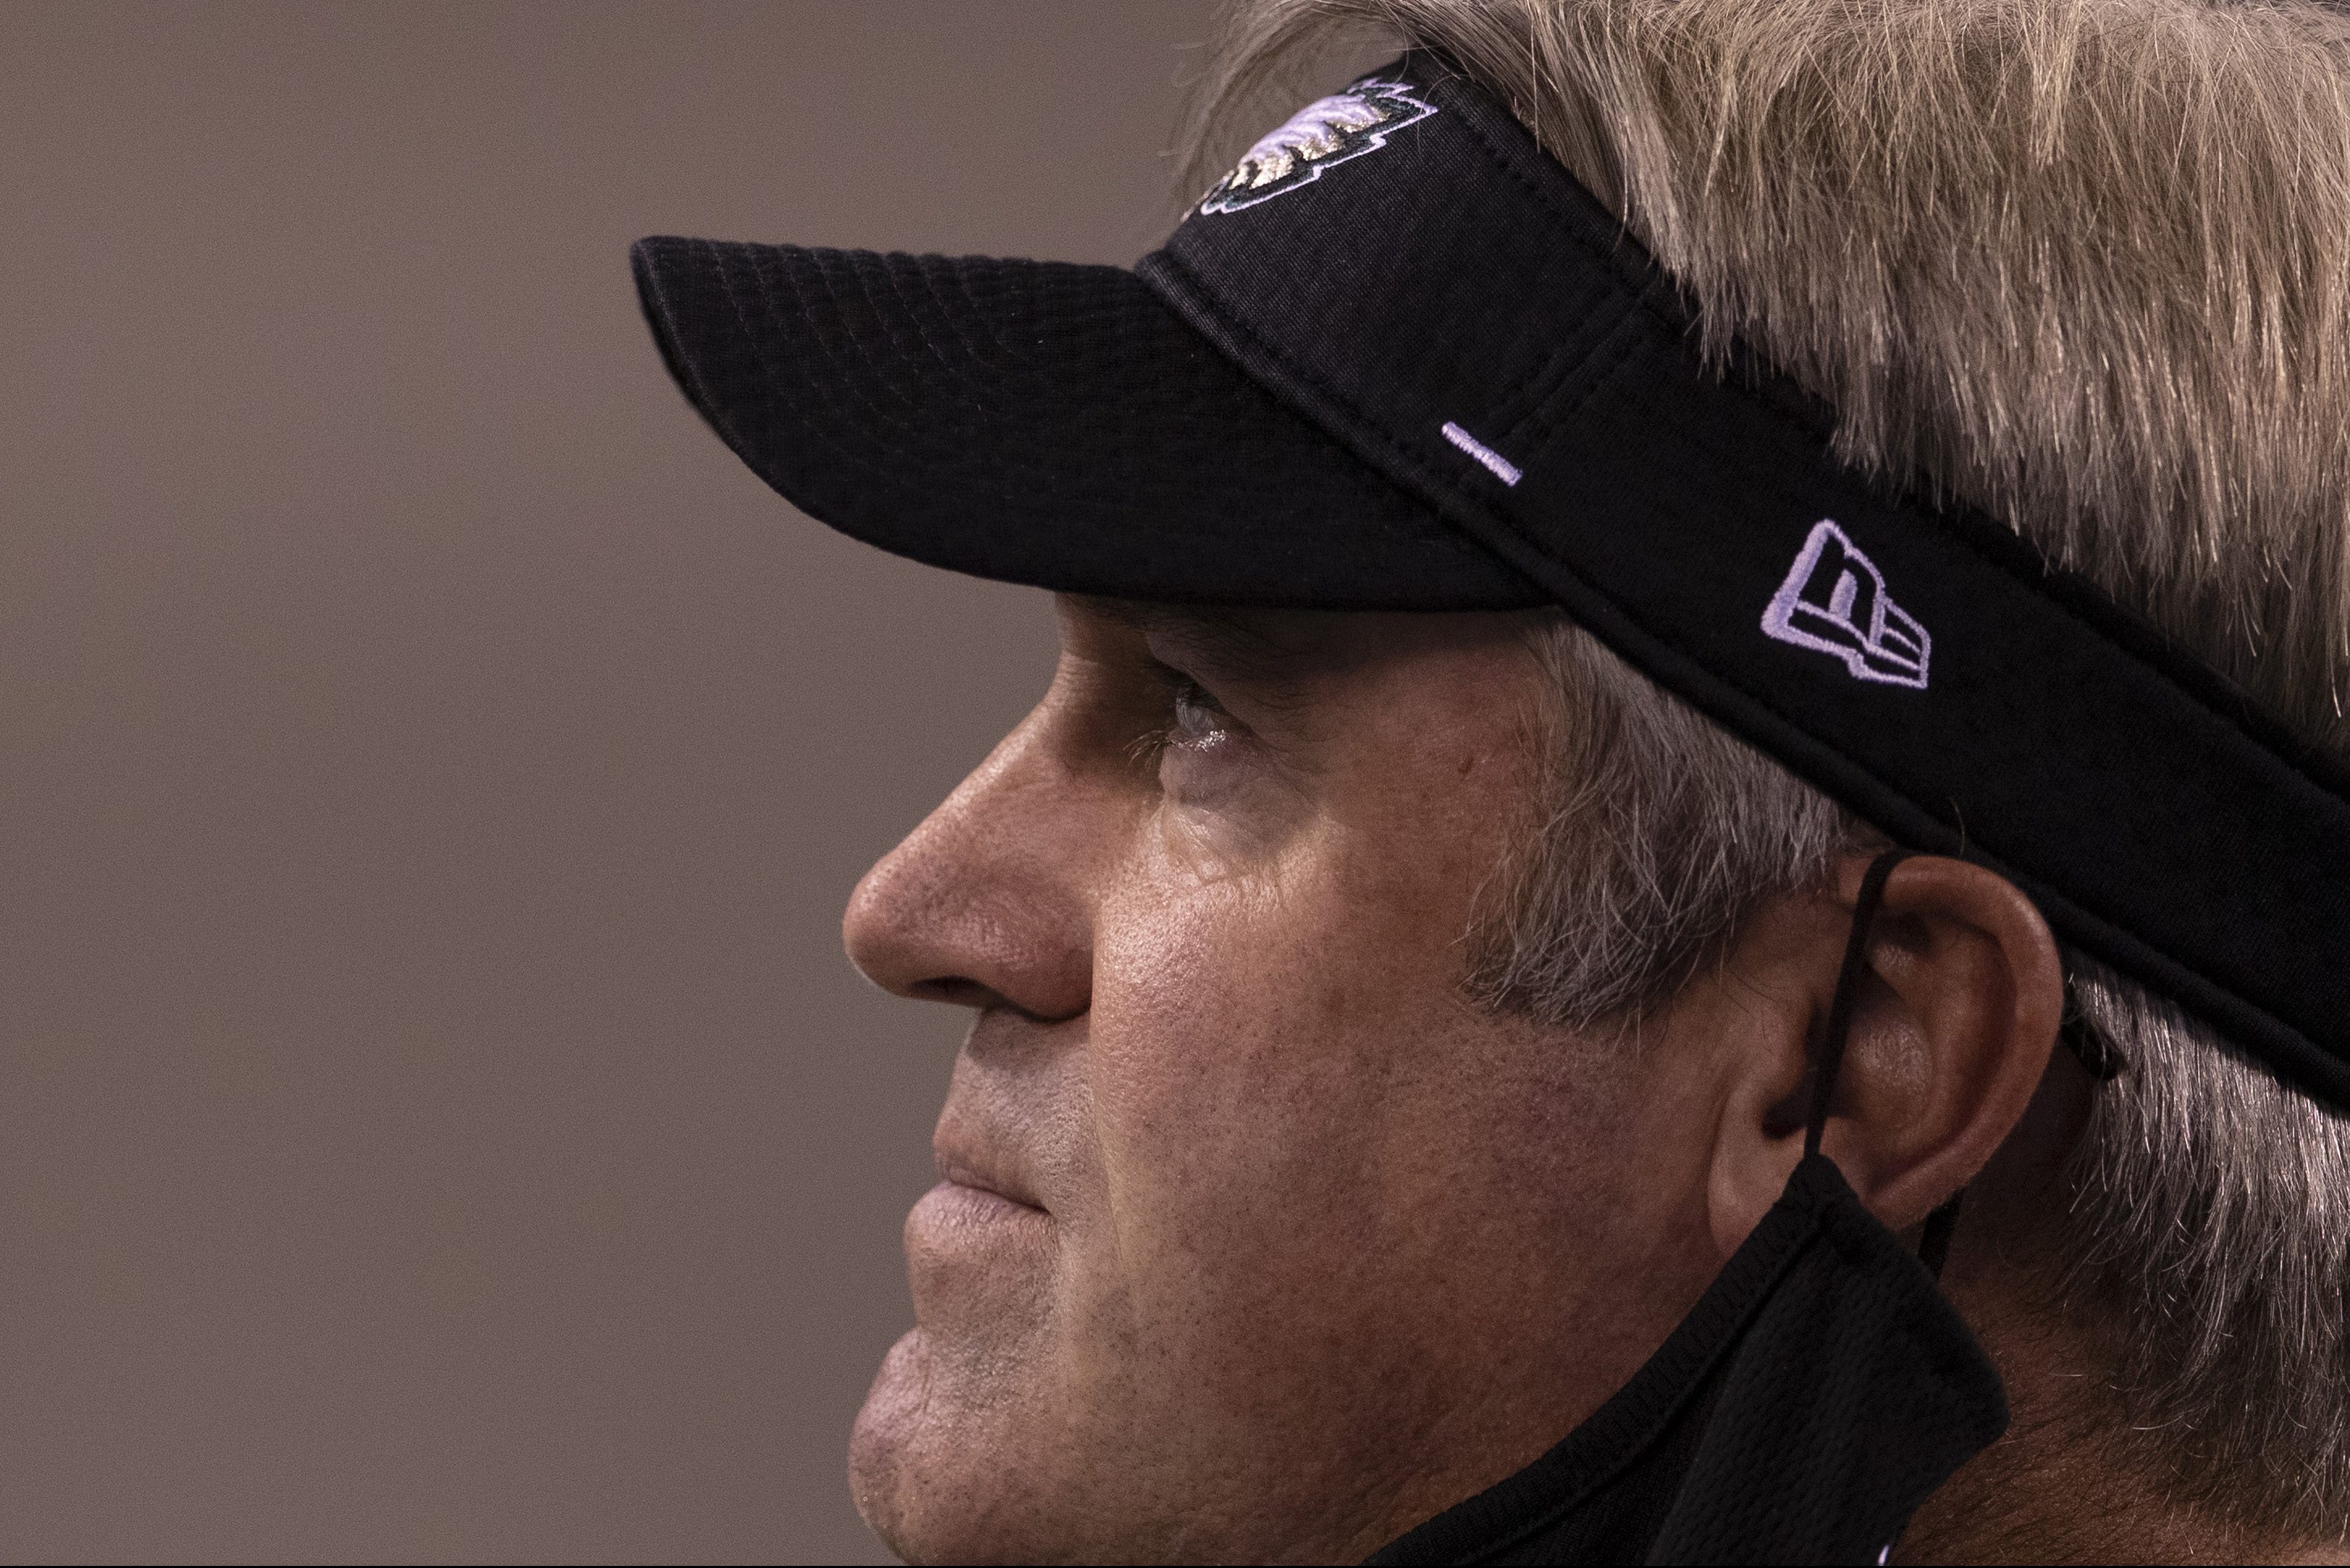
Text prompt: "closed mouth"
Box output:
[[933, 1152, 1047, 1215]]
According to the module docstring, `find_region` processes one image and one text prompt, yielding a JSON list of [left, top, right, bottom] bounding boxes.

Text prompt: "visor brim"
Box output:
[[630, 236, 1546, 611]]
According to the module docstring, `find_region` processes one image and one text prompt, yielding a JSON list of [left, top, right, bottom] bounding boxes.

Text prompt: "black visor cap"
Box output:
[[633, 53, 2350, 1112]]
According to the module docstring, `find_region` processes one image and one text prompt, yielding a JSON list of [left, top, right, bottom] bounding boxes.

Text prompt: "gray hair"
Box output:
[[1187, 0, 2350, 1539]]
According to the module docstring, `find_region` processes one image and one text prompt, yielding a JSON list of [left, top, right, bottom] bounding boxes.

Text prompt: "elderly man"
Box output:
[[632, 1, 2350, 1561]]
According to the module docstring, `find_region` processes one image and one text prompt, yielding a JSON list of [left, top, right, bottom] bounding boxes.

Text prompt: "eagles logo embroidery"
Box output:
[[1196, 78, 1438, 214]]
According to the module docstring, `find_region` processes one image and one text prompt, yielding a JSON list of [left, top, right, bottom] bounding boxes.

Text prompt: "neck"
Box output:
[[1898, 1265, 2338, 1565]]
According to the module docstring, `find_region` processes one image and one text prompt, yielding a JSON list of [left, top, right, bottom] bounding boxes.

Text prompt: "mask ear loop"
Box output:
[[1805, 849, 1910, 1162], [1915, 1188, 1965, 1282], [1806, 849, 1964, 1283]]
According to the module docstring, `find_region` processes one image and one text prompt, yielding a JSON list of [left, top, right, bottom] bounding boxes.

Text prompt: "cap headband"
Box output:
[[1138, 54, 2350, 1105]]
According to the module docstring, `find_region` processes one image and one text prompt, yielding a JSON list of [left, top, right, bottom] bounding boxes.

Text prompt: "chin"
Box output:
[[848, 1330, 935, 1558], [849, 1328, 1071, 1565]]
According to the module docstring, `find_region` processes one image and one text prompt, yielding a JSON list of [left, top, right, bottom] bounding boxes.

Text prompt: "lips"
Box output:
[[923, 1015, 1066, 1225], [932, 1144, 1048, 1215]]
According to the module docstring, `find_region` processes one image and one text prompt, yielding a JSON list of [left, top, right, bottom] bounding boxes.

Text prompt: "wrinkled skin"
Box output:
[[841, 597, 2065, 1564]]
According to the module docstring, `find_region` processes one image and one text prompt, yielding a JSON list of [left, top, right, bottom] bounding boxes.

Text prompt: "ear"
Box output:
[[1704, 854, 2066, 1255]]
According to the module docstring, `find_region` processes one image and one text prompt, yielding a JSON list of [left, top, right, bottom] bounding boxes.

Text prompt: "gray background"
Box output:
[[1, 3, 1222, 1559]]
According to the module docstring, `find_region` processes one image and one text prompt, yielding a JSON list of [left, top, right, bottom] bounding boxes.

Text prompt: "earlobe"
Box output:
[[1703, 854, 2067, 1255]]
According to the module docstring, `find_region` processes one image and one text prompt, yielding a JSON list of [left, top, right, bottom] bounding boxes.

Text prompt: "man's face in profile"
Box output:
[[840, 599, 1728, 1562]]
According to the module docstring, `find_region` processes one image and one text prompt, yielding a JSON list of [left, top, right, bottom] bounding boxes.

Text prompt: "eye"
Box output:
[[1169, 677, 1233, 747], [1131, 667, 1253, 803], [1134, 659, 1298, 850]]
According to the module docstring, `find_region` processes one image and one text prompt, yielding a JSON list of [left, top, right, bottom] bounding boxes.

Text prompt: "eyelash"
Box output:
[[1132, 667, 1236, 765]]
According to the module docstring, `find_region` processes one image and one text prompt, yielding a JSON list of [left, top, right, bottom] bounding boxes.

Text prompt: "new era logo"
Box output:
[[1761, 520, 1932, 689]]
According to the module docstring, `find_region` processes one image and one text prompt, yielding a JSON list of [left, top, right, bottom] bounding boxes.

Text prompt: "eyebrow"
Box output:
[[1075, 598, 1327, 694]]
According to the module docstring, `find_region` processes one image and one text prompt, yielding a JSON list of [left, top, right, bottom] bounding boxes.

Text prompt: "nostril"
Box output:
[[905, 977, 1000, 1008]]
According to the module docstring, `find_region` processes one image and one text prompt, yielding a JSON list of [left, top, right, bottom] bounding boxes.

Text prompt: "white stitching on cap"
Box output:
[[1762, 520, 1932, 689], [1441, 421, 1522, 487]]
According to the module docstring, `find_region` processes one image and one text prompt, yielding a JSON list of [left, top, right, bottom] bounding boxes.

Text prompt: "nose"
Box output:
[[842, 705, 1097, 1021]]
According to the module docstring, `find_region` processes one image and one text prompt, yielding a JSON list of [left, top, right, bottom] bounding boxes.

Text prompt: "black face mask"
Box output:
[[1370, 854, 2009, 1567]]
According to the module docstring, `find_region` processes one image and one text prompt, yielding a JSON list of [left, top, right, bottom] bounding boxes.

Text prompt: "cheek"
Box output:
[[1083, 849, 1456, 1311]]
